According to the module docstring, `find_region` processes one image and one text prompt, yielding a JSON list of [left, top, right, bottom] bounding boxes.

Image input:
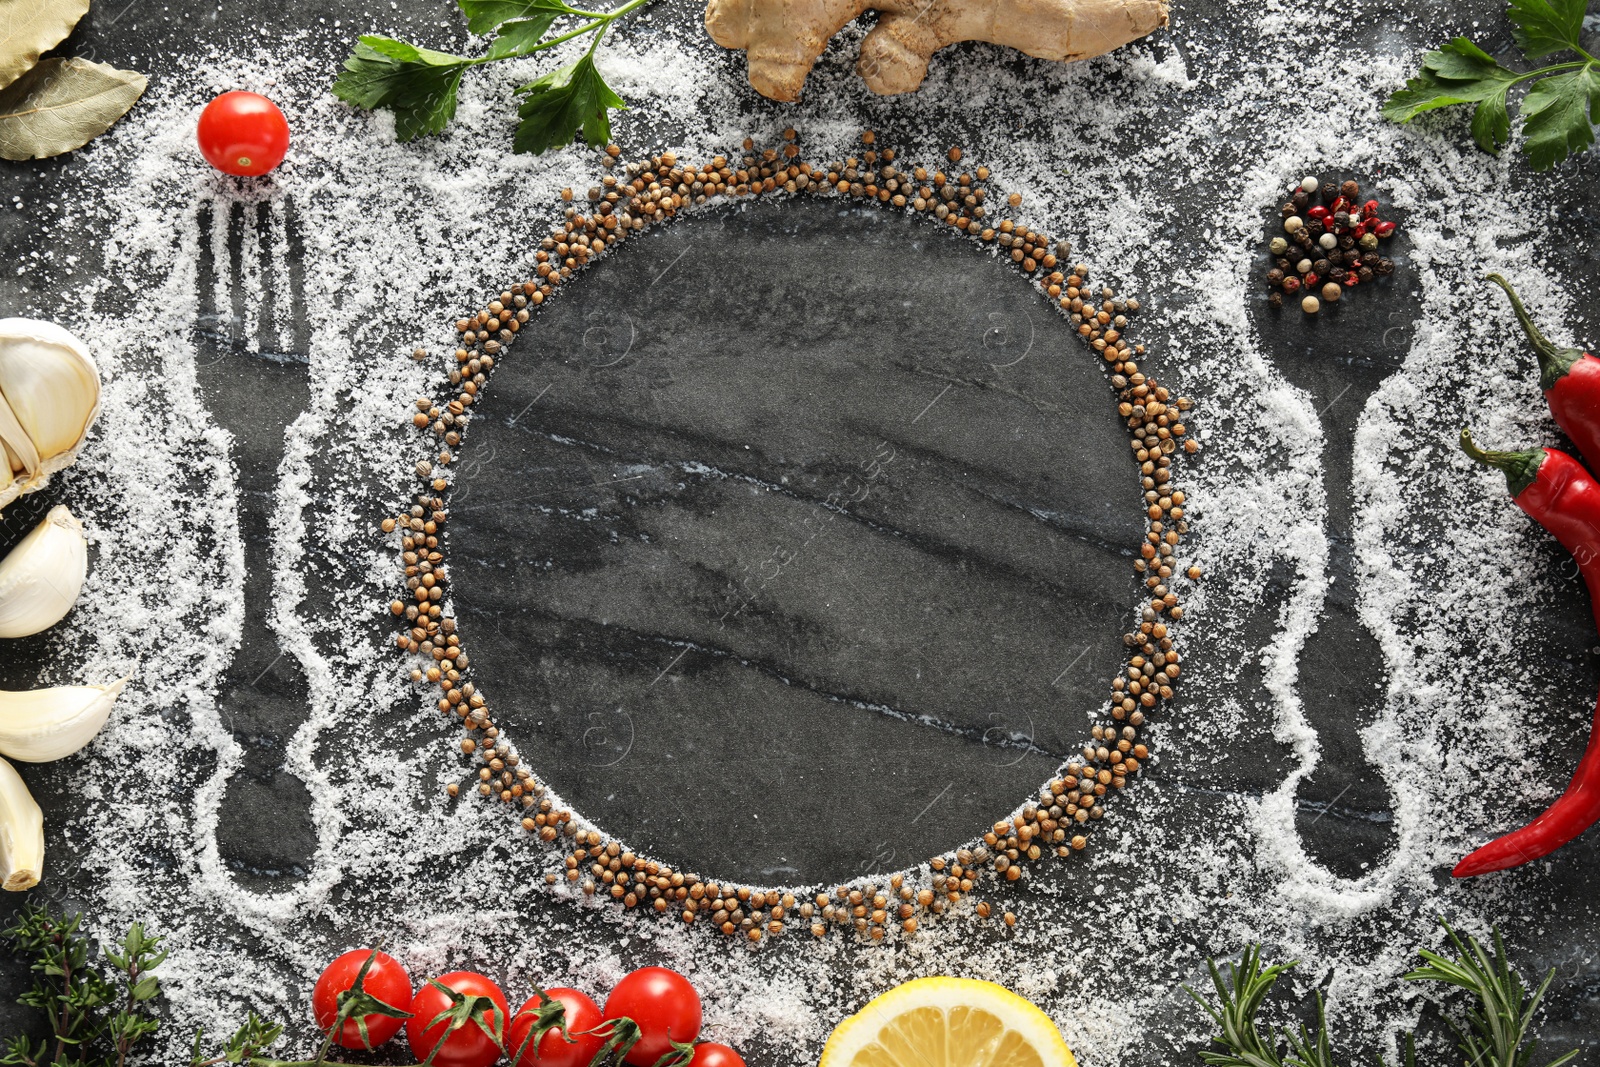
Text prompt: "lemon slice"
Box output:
[[819, 976, 1076, 1067]]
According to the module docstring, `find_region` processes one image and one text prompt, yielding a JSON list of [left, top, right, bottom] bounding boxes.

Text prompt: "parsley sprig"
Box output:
[[332, 0, 649, 153], [1186, 922, 1577, 1067], [1382, 0, 1600, 169]]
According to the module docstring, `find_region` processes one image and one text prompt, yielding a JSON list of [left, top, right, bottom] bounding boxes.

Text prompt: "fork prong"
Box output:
[[282, 197, 311, 363], [256, 200, 279, 358], [227, 199, 247, 354], [195, 201, 217, 360]]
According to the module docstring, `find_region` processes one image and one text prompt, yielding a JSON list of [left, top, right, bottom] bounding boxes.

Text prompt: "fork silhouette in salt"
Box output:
[[194, 196, 317, 879]]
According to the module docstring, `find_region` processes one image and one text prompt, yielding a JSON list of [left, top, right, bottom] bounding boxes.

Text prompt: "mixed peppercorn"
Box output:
[[1266, 175, 1398, 314], [380, 131, 1200, 941]]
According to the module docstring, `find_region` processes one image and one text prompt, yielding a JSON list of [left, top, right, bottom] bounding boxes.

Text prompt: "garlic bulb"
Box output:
[[0, 319, 102, 514], [0, 505, 88, 638], [0, 678, 123, 762], [0, 756, 42, 890]]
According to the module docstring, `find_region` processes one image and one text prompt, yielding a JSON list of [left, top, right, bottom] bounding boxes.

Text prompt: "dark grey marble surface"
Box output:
[[3, 0, 1600, 1062], [449, 199, 1140, 883]]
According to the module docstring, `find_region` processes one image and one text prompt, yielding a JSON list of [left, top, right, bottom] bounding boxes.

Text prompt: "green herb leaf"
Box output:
[[1403, 923, 1579, 1067], [1521, 63, 1600, 168], [331, 35, 470, 141], [1380, 37, 1521, 122], [0, 57, 147, 161], [460, 0, 578, 35], [486, 16, 567, 60], [513, 53, 625, 155], [1471, 91, 1514, 153], [1506, 0, 1588, 59], [0, 0, 92, 92], [1182, 947, 1294, 1067]]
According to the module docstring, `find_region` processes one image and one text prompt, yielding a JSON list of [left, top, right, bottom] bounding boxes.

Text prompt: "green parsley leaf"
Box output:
[[331, 35, 470, 141], [1471, 89, 1514, 152], [513, 53, 626, 155], [333, 0, 648, 151], [486, 16, 565, 60], [1521, 63, 1600, 168], [1505, 0, 1588, 59], [460, 0, 579, 35], [1380, 37, 1521, 123]]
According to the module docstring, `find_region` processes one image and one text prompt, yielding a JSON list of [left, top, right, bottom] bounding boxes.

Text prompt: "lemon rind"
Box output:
[[818, 976, 1075, 1067]]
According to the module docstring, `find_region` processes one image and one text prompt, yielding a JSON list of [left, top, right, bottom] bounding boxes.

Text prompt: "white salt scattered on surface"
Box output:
[[6, 0, 1600, 1063]]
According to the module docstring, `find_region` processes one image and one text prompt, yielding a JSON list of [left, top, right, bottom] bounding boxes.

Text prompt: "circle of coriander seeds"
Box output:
[[381, 131, 1201, 942]]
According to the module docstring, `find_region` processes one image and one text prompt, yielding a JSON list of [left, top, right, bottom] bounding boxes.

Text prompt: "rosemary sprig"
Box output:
[[1186, 945, 1296, 1067], [1404, 924, 1579, 1067], [1186, 922, 1577, 1067]]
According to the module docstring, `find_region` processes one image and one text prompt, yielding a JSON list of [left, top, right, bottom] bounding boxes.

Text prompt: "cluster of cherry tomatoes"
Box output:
[[312, 951, 745, 1067]]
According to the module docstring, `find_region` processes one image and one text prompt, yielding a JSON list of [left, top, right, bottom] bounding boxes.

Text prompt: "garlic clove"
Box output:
[[0, 319, 101, 513], [0, 678, 123, 762], [0, 389, 39, 479], [0, 756, 43, 890], [0, 505, 88, 638]]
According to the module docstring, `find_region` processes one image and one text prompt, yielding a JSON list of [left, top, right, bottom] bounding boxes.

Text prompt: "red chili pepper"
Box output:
[[1456, 428, 1600, 876], [1488, 274, 1600, 473]]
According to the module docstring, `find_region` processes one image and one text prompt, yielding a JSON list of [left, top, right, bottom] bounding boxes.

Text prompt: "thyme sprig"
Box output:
[[0, 907, 165, 1067]]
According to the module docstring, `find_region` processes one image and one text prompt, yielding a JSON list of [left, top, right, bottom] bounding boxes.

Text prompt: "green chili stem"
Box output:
[[1485, 273, 1584, 390], [1461, 427, 1544, 498]]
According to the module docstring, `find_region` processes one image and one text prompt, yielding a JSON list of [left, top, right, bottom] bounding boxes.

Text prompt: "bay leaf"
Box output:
[[0, 57, 145, 160], [0, 0, 93, 92]]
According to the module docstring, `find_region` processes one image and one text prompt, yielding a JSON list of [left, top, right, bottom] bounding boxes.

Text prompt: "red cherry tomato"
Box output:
[[508, 987, 604, 1067], [603, 967, 702, 1066], [688, 1043, 746, 1067], [311, 949, 413, 1050], [406, 971, 510, 1067], [197, 91, 289, 176]]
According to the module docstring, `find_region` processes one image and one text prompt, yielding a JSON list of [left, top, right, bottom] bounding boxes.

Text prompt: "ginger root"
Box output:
[[705, 0, 1169, 102]]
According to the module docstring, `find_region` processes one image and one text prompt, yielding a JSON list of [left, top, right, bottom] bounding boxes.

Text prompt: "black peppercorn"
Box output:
[[1321, 181, 1338, 201], [1376, 258, 1394, 275], [1267, 268, 1285, 286], [1277, 257, 1293, 271], [1359, 266, 1375, 282], [1281, 202, 1297, 218], [1292, 189, 1310, 210], [1340, 179, 1361, 200], [1362, 251, 1380, 266], [1268, 291, 1283, 309], [1338, 235, 1356, 250], [1333, 212, 1352, 228], [1294, 230, 1314, 248], [1314, 258, 1331, 274], [1327, 249, 1346, 266], [1306, 218, 1325, 237], [1329, 267, 1347, 283]]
